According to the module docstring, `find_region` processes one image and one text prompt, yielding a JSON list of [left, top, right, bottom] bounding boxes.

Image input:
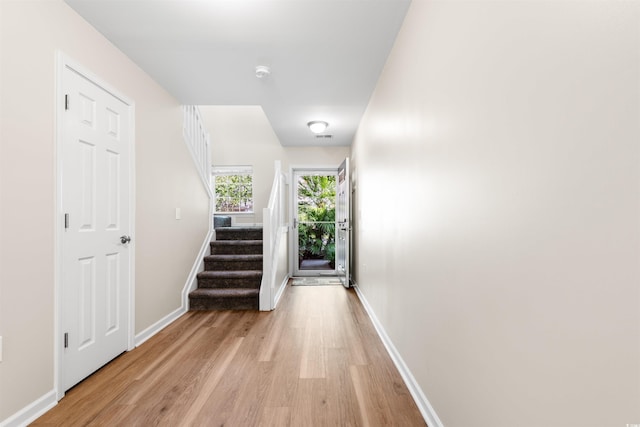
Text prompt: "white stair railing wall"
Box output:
[[260, 160, 289, 311], [181, 105, 214, 311], [182, 105, 213, 198]]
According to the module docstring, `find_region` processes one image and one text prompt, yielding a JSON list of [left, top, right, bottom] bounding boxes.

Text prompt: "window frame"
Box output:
[[212, 165, 254, 214]]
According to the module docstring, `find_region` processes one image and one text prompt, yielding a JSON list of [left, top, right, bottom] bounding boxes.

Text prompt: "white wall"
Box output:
[[0, 0, 209, 421], [352, 1, 640, 426], [200, 105, 350, 225]]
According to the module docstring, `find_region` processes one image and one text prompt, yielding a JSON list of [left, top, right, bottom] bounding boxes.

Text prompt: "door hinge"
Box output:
[[64, 94, 69, 110], [64, 333, 68, 348], [64, 213, 69, 229]]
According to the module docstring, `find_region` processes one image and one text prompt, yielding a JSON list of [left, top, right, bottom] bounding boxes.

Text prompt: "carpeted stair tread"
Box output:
[[203, 254, 263, 271], [215, 227, 263, 241], [210, 240, 262, 255], [216, 226, 262, 231], [197, 270, 263, 279], [204, 254, 263, 261], [211, 240, 262, 246], [189, 288, 259, 298], [196, 270, 262, 290]]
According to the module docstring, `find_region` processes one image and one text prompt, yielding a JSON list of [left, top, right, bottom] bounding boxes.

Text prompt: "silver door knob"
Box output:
[[120, 235, 131, 244]]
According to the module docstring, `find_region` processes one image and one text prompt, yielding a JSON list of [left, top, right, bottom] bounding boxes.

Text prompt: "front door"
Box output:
[[293, 169, 337, 276], [61, 63, 132, 390], [336, 158, 350, 288]]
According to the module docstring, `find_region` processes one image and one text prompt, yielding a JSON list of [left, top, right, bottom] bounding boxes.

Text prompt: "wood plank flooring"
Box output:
[[33, 283, 426, 426]]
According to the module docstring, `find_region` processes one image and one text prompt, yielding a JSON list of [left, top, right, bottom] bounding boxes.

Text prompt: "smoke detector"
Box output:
[[255, 65, 271, 79]]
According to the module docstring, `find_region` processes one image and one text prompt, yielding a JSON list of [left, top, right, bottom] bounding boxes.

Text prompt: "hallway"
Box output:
[[33, 284, 425, 426]]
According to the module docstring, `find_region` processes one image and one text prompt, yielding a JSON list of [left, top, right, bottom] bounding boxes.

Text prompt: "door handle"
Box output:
[[120, 235, 131, 244]]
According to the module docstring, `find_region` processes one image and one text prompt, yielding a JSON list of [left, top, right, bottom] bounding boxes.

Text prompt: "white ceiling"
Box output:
[[64, 0, 411, 146]]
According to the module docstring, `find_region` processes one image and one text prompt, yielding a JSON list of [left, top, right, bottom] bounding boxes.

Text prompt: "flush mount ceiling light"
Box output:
[[307, 121, 329, 134], [255, 65, 271, 79]]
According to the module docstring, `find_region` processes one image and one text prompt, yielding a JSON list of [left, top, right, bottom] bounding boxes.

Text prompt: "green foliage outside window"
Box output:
[[215, 174, 253, 213], [297, 175, 336, 267]]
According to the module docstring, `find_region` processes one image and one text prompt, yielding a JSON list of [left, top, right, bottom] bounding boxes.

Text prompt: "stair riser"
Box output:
[[197, 277, 261, 289], [210, 243, 262, 255], [189, 296, 258, 310], [205, 260, 263, 271], [215, 230, 263, 240]]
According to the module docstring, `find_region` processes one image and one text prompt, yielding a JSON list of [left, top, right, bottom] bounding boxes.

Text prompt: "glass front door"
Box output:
[[293, 170, 337, 276], [336, 158, 350, 287]]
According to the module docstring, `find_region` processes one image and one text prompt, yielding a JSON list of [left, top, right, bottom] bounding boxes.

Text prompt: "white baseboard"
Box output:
[[5, 243, 197, 425], [352, 284, 443, 427], [273, 274, 290, 308], [182, 229, 215, 310], [0, 390, 57, 427], [137, 226, 216, 347], [134, 306, 185, 347]]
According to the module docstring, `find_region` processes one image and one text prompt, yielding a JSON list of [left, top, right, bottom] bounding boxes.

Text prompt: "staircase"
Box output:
[[189, 226, 263, 310]]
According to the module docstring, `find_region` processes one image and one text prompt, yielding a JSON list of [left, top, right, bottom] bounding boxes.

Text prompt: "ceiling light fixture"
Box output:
[[307, 121, 329, 134], [255, 65, 271, 79]]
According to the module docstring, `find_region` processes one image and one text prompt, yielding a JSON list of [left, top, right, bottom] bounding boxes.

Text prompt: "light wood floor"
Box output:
[[33, 283, 426, 426]]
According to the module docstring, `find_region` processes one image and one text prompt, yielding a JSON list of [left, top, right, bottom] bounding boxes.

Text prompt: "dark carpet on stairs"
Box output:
[[189, 226, 263, 310]]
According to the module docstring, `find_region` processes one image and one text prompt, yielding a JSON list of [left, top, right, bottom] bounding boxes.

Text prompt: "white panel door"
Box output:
[[336, 158, 350, 288], [61, 66, 131, 391]]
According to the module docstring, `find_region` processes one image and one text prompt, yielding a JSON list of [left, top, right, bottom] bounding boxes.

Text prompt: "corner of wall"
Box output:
[[0, 391, 57, 427]]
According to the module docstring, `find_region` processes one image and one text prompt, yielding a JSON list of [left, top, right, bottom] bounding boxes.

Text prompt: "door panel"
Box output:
[[77, 256, 96, 349], [61, 66, 131, 391], [105, 252, 120, 334]]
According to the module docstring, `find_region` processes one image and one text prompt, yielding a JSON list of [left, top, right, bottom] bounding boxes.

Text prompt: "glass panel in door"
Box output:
[[295, 172, 337, 275]]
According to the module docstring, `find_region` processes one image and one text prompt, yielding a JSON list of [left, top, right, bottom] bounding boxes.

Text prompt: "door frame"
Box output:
[[54, 52, 136, 400], [289, 165, 339, 277]]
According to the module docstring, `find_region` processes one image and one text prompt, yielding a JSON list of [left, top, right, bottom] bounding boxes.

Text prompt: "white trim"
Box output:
[[134, 307, 185, 347], [54, 49, 64, 403], [353, 284, 444, 427], [182, 106, 213, 199], [229, 221, 261, 227], [181, 105, 215, 313], [273, 273, 290, 309], [289, 165, 341, 277], [128, 107, 137, 353], [218, 212, 257, 218], [212, 165, 253, 175], [54, 52, 136, 401], [134, 229, 212, 349], [137, 230, 213, 347], [181, 228, 215, 310], [260, 161, 281, 311], [272, 225, 290, 309], [0, 390, 57, 427], [260, 207, 272, 311]]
